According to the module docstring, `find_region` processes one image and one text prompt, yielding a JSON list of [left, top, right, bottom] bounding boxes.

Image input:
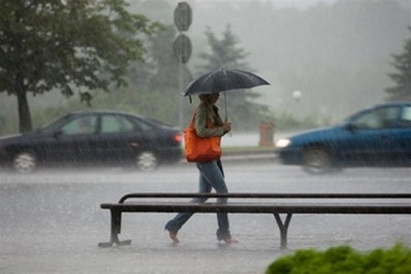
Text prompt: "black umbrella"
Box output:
[[181, 68, 270, 119]]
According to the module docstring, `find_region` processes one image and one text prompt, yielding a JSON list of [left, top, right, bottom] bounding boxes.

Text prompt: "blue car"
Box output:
[[275, 102, 411, 174]]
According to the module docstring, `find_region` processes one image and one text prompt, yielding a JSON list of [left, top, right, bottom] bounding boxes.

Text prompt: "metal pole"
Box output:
[[224, 91, 228, 121], [178, 59, 184, 128]]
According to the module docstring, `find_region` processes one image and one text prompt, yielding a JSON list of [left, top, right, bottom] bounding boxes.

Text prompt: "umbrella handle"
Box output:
[[222, 91, 233, 136], [224, 91, 228, 121]]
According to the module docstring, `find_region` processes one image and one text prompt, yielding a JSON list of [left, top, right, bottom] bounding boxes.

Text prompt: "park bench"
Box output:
[[98, 192, 411, 250]]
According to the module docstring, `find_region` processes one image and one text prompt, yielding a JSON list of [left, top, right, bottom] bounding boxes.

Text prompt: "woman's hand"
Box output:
[[222, 121, 232, 133]]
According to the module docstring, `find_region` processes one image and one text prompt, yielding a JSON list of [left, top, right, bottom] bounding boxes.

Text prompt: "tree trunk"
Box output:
[[15, 73, 32, 133]]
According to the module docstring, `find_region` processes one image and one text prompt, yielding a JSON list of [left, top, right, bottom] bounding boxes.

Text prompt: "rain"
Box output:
[[1, 0, 411, 273]]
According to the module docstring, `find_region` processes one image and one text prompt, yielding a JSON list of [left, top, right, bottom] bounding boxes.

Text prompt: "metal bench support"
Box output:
[[98, 209, 131, 247], [273, 213, 292, 250]]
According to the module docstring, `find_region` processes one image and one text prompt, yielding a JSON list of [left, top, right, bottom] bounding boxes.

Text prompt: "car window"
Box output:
[[137, 119, 154, 131], [61, 115, 97, 135], [399, 106, 411, 128], [351, 107, 399, 129], [39, 115, 72, 132], [127, 116, 154, 132], [101, 115, 135, 134]]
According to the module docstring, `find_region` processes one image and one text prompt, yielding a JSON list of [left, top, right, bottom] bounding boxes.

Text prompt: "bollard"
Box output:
[[259, 122, 274, 146]]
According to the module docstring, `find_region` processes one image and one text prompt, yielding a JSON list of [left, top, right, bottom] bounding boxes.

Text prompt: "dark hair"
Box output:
[[199, 93, 219, 104]]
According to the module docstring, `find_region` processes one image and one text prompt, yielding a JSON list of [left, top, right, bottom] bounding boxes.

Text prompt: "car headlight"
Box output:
[[275, 139, 291, 148]]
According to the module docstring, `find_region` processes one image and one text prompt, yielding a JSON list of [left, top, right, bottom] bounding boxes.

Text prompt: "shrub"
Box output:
[[265, 243, 411, 274]]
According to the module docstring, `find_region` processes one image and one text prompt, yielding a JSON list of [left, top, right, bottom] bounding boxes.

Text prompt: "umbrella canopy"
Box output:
[[181, 68, 270, 96], [181, 68, 270, 120]]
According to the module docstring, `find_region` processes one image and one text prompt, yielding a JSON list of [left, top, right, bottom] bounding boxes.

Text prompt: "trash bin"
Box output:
[[259, 122, 274, 146]]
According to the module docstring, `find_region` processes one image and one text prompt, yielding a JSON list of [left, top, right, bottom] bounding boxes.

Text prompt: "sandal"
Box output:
[[222, 237, 238, 244], [167, 231, 180, 243]]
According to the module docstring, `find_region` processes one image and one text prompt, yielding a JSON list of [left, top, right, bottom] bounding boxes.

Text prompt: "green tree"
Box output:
[[126, 0, 176, 89], [0, 0, 161, 132], [386, 27, 411, 101], [198, 25, 251, 73], [147, 25, 193, 89], [197, 25, 267, 130], [147, 25, 179, 90]]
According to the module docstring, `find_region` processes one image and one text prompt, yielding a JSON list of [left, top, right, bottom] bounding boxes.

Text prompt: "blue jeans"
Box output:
[[164, 159, 231, 240]]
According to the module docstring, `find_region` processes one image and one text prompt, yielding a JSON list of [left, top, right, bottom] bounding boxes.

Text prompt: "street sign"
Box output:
[[174, 2, 193, 128], [173, 34, 192, 64], [174, 2, 192, 32]]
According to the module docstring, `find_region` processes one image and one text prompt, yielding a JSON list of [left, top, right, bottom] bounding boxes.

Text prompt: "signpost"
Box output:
[[174, 2, 192, 32], [174, 2, 192, 128], [173, 34, 192, 64]]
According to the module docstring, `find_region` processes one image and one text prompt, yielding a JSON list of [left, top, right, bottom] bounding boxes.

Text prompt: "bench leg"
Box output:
[[273, 213, 292, 250], [98, 209, 132, 248]]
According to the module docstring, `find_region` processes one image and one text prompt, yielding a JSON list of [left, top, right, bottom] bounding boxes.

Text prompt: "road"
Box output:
[[1, 163, 411, 274]]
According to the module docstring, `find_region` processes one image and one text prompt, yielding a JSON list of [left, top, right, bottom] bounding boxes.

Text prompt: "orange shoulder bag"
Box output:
[[183, 110, 222, 163]]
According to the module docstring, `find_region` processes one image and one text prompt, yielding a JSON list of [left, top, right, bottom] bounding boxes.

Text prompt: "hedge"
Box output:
[[266, 243, 411, 274]]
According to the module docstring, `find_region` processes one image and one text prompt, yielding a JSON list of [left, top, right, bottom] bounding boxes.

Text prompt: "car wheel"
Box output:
[[135, 151, 158, 172], [302, 148, 331, 175], [13, 152, 37, 174]]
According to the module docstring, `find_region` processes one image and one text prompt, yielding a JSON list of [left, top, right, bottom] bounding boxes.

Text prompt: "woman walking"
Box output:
[[164, 93, 238, 244]]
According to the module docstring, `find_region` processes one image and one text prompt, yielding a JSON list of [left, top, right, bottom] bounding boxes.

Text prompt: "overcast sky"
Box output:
[[248, 0, 339, 9], [168, 0, 340, 10]]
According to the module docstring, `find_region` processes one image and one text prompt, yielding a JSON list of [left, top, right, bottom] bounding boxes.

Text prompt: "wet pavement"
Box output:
[[1, 163, 411, 273]]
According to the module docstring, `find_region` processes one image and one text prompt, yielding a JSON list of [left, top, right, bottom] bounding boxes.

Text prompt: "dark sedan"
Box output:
[[276, 102, 411, 174], [0, 111, 183, 173]]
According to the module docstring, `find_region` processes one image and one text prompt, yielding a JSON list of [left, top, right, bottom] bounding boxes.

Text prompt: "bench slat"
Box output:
[[101, 202, 411, 214], [118, 193, 411, 203]]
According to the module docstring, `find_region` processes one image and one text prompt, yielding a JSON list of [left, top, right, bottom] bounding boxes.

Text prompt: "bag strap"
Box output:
[[189, 106, 213, 128], [205, 106, 213, 128], [188, 110, 196, 129]]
